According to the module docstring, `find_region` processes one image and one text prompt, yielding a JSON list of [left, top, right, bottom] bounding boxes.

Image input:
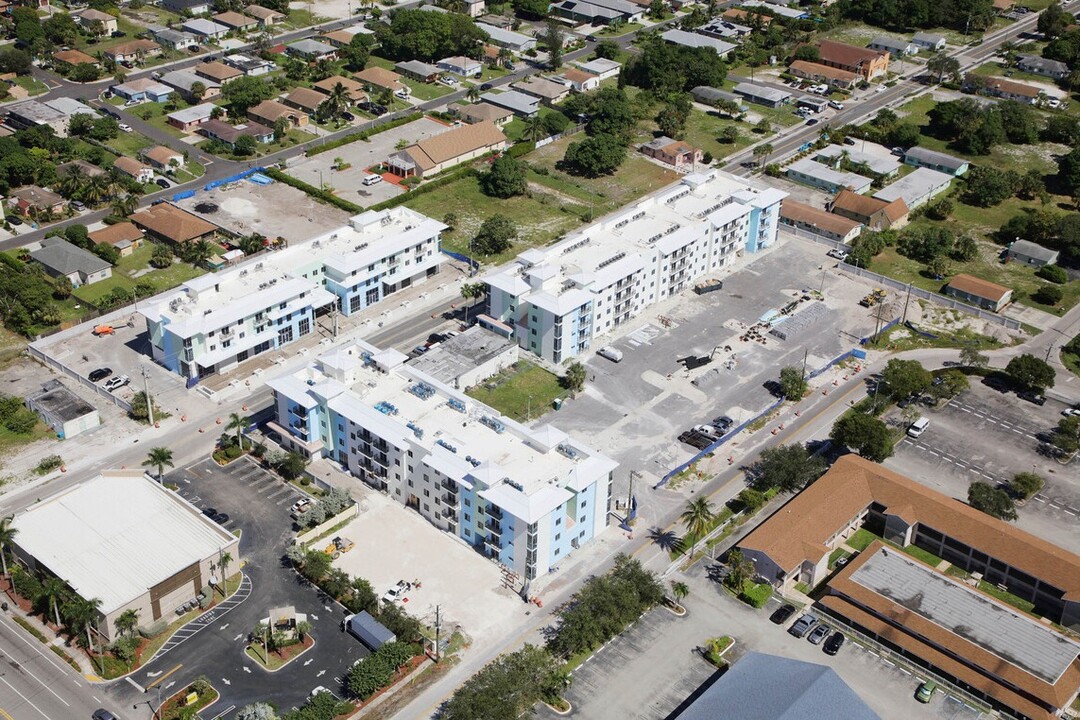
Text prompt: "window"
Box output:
[[555, 533, 561, 541], [556, 517, 561, 526], [349, 295, 362, 313], [298, 318, 310, 336], [464, 498, 471, 507], [554, 547, 561, 556], [277, 326, 293, 345], [464, 513, 471, 521]]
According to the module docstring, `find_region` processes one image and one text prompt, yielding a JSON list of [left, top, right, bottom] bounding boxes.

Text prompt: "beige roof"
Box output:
[[54, 49, 98, 66], [248, 99, 299, 123], [400, 121, 506, 171], [354, 67, 403, 91], [108, 39, 161, 57], [817, 39, 886, 68], [196, 61, 243, 82], [130, 203, 217, 243], [789, 60, 858, 82], [947, 273, 1011, 301], [320, 29, 354, 45], [285, 86, 325, 112], [780, 199, 861, 236], [143, 145, 183, 166], [513, 76, 569, 99], [113, 156, 152, 177], [723, 7, 771, 23], [212, 10, 256, 27], [560, 68, 592, 84], [77, 8, 114, 21], [90, 222, 144, 247], [244, 3, 284, 19], [313, 75, 367, 100], [452, 101, 514, 123], [985, 76, 1041, 97]]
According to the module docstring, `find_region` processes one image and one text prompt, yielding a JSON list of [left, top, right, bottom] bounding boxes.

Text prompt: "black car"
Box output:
[[155, 178, 170, 189], [806, 118, 819, 126], [678, 430, 712, 450], [770, 603, 797, 625], [823, 631, 845, 655], [93, 711, 119, 720], [342, 111, 355, 121], [480, 82, 493, 90], [202, 507, 217, 518], [358, 101, 384, 115], [213, 512, 230, 525], [6, 215, 23, 226], [712, 415, 735, 433], [89, 367, 113, 382], [1018, 390, 1046, 406]]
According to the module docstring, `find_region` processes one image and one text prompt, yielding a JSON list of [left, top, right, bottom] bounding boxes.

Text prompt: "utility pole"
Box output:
[[434, 604, 441, 662], [141, 367, 155, 426], [801, 347, 808, 380], [872, 293, 886, 343], [902, 283, 912, 324], [627, 470, 638, 521]]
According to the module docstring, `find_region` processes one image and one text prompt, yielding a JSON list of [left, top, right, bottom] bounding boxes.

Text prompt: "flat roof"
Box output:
[[410, 326, 516, 384], [661, 28, 735, 55], [788, 157, 872, 190], [27, 380, 94, 422], [11, 472, 234, 614], [1010, 239, 1058, 261], [816, 144, 901, 176], [732, 81, 791, 103], [852, 546, 1080, 684], [873, 167, 952, 204], [904, 146, 967, 171]]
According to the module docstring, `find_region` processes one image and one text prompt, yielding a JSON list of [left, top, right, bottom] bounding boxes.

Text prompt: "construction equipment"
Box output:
[[93, 324, 114, 336], [859, 294, 877, 308], [324, 536, 355, 559]]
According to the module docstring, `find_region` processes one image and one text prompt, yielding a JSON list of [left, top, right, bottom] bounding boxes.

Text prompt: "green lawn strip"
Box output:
[[977, 579, 1036, 613], [944, 564, 971, 578], [72, 273, 138, 306], [902, 544, 944, 567], [970, 62, 1051, 85], [0, 421, 53, 456], [846, 528, 879, 551], [74, 15, 146, 53], [464, 361, 568, 422], [1063, 346, 1080, 378], [828, 547, 850, 568], [864, 322, 1006, 352], [598, 21, 644, 37], [13, 615, 48, 642], [105, 132, 155, 158], [244, 636, 312, 670], [683, 109, 756, 160], [13, 76, 48, 96], [403, 78, 454, 101]]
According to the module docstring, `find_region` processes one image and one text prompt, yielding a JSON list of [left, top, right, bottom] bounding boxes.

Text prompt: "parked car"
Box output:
[[678, 430, 713, 450], [788, 613, 817, 638], [1017, 389, 1046, 405], [827, 247, 848, 260], [382, 580, 409, 603], [104, 374, 129, 391], [71, 200, 86, 211], [480, 82, 493, 90], [155, 178, 170, 189], [712, 415, 735, 433], [212, 512, 230, 525], [439, 76, 456, 86], [119, 123, 133, 132], [597, 346, 623, 362], [770, 603, 797, 625], [890, 146, 905, 156], [806, 118, 819, 126], [1063, 407, 1080, 417], [7, 215, 24, 226], [828, 100, 844, 110], [89, 367, 113, 382], [807, 624, 830, 644], [823, 631, 845, 655], [915, 680, 937, 703], [394, 89, 410, 100], [202, 507, 217, 518]]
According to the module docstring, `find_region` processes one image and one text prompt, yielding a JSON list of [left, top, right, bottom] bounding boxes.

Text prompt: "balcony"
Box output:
[[486, 520, 502, 536], [483, 536, 502, 552], [441, 479, 458, 493], [442, 493, 459, 506], [442, 506, 457, 519], [488, 506, 503, 520]]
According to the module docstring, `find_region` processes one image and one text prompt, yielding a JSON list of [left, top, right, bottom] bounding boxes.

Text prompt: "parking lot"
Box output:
[[885, 382, 1080, 554], [535, 562, 984, 720], [330, 487, 526, 649], [284, 116, 457, 203]]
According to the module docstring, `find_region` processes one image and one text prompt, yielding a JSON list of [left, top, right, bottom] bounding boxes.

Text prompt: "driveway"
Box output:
[[106, 457, 369, 718]]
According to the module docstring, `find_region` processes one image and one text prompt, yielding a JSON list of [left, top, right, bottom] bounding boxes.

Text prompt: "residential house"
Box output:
[[160, 69, 221, 101], [9, 186, 67, 216], [285, 39, 336, 62], [283, 87, 326, 116], [448, 102, 514, 127], [797, 95, 829, 114], [53, 49, 99, 67], [786, 158, 873, 195], [182, 18, 230, 41], [167, 102, 219, 131], [113, 156, 155, 184], [73, 8, 117, 35], [437, 56, 482, 78], [691, 86, 747, 111], [722, 7, 771, 25], [30, 237, 111, 286], [244, 4, 284, 27], [463, 0, 485, 16], [195, 60, 243, 85], [4, 100, 70, 136], [829, 188, 908, 230], [313, 75, 367, 102], [512, 76, 571, 104], [151, 27, 199, 52], [395, 60, 440, 84], [475, 22, 535, 52], [698, 18, 752, 40], [111, 77, 173, 103], [90, 222, 144, 257], [945, 273, 1012, 311], [660, 28, 735, 59], [872, 167, 953, 209], [639, 136, 703, 171], [815, 144, 900, 178], [557, 67, 599, 92], [479, 90, 540, 117], [993, 0, 1015, 11], [163, 0, 211, 14], [130, 202, 220, 247], [911, 32, 946, 51], [903, 146, 969, 176], [58, 160, 106, 180], [388, 121, 507, 179], [1007, 239, 1059, 267], [550, 0, 643, 25], [738, 0, 808, 17], [354, 67, 405, 94], [788, 60, 859, 90], [248, 99, 308, 128], [779, 199, 862, 244], [574, 57, 621, 80], [198, 118, 274, 147], [103, 39, 162, 66], [973, 75, 1042, 104], [732, 81, 791, 107], [816, 39, 889, 80], [1017, 54, 1069, 80], [142, 145, 185, 171], [867, 36, 918, 57], [223, 53, 275, 76], [212, 10, 258, 32]]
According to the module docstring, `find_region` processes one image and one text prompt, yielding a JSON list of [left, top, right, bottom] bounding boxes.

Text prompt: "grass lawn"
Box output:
[[846, 528, 880, 551], [864, 319, 1006, 351], [1064, 335, 1080, 377], [116, 245, 206, 289], [245, 635, 313, 670], [599, 21, 644, 37], [828, 547, 851, 568], [0, 421, 54, 457], [902, 544, 944, 567], [405, 173, 585, 265], [106, 131, 155, 158], [13, 76, 48, 96], [944, 563, 971, 578], [403, 78, 455, 101], [683, 109, 756, 161], [465, 360, 568, 422], [280, 8, 329, 29], [978, 579, 1036, 613], [72, 273, 137, 306], [970, 61, 1053, 86]]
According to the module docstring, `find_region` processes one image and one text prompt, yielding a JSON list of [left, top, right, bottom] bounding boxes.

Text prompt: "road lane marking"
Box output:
[[0, 677, 53, 720], [0, 617, 81, 685], [146, 663, 183, 689]]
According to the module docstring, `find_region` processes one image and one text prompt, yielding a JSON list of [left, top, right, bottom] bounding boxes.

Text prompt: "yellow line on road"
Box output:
[[0, 706, 15, 720], [145, 663, 183, 689]]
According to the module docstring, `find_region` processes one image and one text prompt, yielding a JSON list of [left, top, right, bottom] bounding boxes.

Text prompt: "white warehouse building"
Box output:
[[267, 340, 616, 583], [141, 207, 446, 380], [484, 170, 786, 364]]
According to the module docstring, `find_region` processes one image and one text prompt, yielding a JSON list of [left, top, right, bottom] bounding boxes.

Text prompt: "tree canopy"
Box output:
[[375, 9, 489, 61], [750, 444, 826, 494], [831, 412, 894, 461], [968, 481, 1017, 521], [624, 36, 727, 94], [1005, 353, 1055, 391], [472, 215, 517, 255], [562, 133, 627, 177], [479, 156, 527, 198]]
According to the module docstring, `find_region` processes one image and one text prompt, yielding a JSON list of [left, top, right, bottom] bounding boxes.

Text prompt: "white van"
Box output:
[[597, 346, 623, 363], [362, 174, 382, 186], [907, 417, 929, 438]]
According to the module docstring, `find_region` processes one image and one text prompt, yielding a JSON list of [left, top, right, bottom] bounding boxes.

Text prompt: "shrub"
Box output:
[[1034, 284, 1064, 305], [35, 455, 63, 475], [740, 582, 773, 608], [1036, 264, 1068, 284], [263, 168, 363, 214]]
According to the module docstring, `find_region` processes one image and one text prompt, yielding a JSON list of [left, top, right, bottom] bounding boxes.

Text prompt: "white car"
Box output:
[[827, 248, 849, 261], [104, 374, 130, 391], [118, 123, 133, 132], [1047, 98, 1062, 109], [394, 89, 410, 100], [382, 580, 409, 603], [1063, 408, 1080, 417], [828, 100, 844, 110], [439, 76, 456, 86]]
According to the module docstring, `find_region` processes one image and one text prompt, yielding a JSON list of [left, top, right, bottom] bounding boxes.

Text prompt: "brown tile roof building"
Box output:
[[53, 49, 98, 66], [450, 101, 514, 125], [113, 156, 153, 178], [142, 145, 184, 168], [722, 7, 771, 24], [389, 121, 507, 178], [313, 75, 367, 101], [247, 99, 308, 128], [244, 4, 284, 21], [779, 199, 862, 242], [946, 273, 1010, 302], [284, 86, 326, 114], [829, 188, 908, 229], [354, 67, 404, 92], [195, 61, 243, 83], [789, 59, 859, 84], [983, 76, 1041, 99], [320, 29, 355, 47], [212, 10, 257, 28], [816, 39, 889, 80], [105, 39, 162, 59], [130, 203, 219, 244], [512, 76, 571, 102], [90, 222, 144, 247]]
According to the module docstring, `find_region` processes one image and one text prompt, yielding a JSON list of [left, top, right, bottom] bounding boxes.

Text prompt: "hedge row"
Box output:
[[264, 168, 363, 214], [306, 112, 425, 157], [368, 166, 478, 213]]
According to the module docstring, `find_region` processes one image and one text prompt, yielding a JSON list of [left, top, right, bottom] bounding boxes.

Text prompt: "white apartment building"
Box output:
[[267, 340, 616, 582], [141, 208, 445, 380], [484, 170, 786, 363]]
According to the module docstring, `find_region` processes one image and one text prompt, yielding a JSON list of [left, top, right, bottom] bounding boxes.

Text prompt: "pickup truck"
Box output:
[[382, 580, 409, 603]]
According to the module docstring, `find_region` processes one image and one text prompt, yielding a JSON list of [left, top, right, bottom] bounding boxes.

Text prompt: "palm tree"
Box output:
[[524, 114, 545, 143], [82, 175, 110, 206], [218, 550, 233, 597], [143, 447, 174, 482], [671, 580, 689, 611], [680, 497, 715, 558], [115, 608, 140, 637], [323, 82, 350, 122], [58, 165, 88, 199], [65, 596, 102, 651], [0, 515, 16, 578], [104, 169, 127, 199], [111, 194, 138, 218], [40, 576, 67, 628], [466, 85, 481, 102], [184, 239, 213, 267], [752, 143, 774, 168], [226, 412, 247, 448]]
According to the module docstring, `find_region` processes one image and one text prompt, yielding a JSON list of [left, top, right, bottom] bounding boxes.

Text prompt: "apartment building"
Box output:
[[484, 171, 786, 364], [267, 340, 616, 582], [141, 208, 446, 379]]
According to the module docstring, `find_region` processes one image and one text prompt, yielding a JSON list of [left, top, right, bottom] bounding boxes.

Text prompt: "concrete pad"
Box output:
[[331, 490, 525, 646]]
